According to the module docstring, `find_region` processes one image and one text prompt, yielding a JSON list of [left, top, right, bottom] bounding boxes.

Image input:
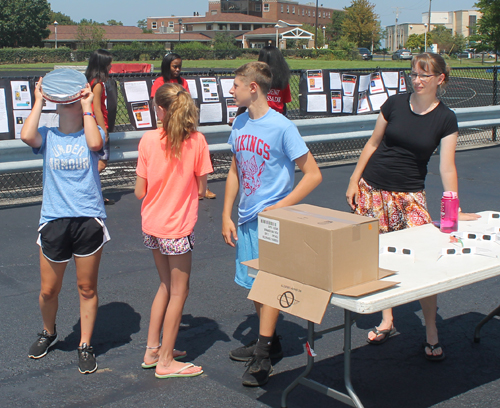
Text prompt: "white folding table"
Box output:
[[281, 211, 500, 408]]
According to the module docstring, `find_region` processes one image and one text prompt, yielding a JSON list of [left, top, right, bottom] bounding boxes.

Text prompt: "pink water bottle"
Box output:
[[440, 191, 459, 233]]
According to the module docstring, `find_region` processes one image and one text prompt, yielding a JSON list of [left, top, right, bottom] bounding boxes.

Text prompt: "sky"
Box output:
[[48, 0, 479, 28]]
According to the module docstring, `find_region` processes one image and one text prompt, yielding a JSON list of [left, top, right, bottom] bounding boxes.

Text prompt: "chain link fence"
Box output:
[[1, 66, 499, 206]]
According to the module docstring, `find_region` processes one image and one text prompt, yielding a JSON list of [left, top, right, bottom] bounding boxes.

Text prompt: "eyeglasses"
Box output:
[[380, 246, 412, 255], [439, 246, 497, 258], [410, 72, 437, 82], [452, 231, 498, 242]]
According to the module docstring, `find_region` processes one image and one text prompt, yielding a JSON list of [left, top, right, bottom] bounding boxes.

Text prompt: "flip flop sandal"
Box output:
[[141, 349, 187, 368], [423, 342, 446, 361], [367, 326, 397, 345], [154, 363, 203, 379]]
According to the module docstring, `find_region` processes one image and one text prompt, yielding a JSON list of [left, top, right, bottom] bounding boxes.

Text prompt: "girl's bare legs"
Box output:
[[74, 248, 102, 345], [155, 251, 200, 375], [39, 249, 67, 334], [420, 295, 442, 357], [368, 308, 394, 341], [143, 249, 187, 364]]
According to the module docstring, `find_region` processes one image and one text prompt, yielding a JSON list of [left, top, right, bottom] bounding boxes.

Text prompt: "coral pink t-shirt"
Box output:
[[150, 76, 190, 98], [136, 129, 213, 238]]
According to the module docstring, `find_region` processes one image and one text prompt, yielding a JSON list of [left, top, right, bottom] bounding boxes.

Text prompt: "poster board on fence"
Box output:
[[119, 78, 157, 130], [299, 69, 408, 117]]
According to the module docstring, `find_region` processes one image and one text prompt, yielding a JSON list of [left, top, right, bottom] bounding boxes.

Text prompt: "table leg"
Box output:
[[474, 303, 500, 343], [281, 320, 316, 408], [344, 309, 364, 408]]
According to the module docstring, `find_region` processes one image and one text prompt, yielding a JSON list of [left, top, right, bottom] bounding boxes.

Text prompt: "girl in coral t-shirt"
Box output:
[[135, 83, 213, 379]]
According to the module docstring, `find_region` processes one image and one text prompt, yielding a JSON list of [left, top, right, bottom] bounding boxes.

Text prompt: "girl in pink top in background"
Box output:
[[135, 83, 213, 379]]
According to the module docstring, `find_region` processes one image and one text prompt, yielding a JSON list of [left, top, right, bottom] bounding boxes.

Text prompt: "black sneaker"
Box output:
[[78, 343, 97, 374], [242, 355, 273, 387], [28, 327, 58, 359], [229, 336, 283, 362]]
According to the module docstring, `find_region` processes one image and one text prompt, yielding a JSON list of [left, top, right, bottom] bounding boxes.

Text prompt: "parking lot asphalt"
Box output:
[[1, 145, 500, 408]]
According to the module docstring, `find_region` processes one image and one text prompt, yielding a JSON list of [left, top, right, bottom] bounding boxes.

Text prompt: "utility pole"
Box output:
[[427, 0, 432, 49], [393, 7, 401, 52]]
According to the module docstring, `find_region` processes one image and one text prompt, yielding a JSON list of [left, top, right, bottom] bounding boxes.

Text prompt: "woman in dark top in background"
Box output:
[[346, 52, 479, 361]]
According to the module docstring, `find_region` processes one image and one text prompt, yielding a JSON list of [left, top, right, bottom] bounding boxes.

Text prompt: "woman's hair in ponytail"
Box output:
[[154, 83, 198, 159]]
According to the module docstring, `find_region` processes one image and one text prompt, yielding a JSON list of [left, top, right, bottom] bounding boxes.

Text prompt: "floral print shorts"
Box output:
[[142, 232, 195, 255], [355, 178, 432, 234]]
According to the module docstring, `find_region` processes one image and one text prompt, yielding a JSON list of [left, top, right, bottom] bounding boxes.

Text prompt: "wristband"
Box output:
[[83, 112, 95, 118]]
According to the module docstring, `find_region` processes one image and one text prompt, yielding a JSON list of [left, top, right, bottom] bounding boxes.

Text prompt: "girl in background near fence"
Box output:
[[346, 52, 479, 361], [258, 45, 291, 116], [150, 53, 190, 98], [151, 53, 217, 200], [22, 78, 109, 374], [135, 83, 212, 379], [85, 49, 115, 205]]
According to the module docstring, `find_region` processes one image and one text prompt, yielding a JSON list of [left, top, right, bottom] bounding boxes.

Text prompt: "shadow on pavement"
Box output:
[[257, 311, 500, 408], [56, 301, 141, 356]]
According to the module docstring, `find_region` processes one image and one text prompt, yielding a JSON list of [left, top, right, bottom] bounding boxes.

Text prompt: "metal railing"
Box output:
[[0, 66, 499, 205]]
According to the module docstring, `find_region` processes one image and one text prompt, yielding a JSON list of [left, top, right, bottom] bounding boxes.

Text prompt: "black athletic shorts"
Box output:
[[37, 217, 110, 263]]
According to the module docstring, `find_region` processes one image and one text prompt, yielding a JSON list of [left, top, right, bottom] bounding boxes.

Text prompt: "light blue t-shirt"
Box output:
[[34, 126, 107, 225], [228, 108, 309, 225]]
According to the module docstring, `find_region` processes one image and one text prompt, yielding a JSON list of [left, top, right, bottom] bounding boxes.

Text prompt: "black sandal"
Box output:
[[367, 326, 396, 345], [423, 342, 446, 361]]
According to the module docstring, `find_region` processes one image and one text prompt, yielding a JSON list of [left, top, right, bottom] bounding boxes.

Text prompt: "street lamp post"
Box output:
[[322, 26, 326, 48], [275, 24, 279, 48], [54, 21, 58, 49], [314, 0, 319, 49], [178, 18, 183, 44], [424, 23, 428, 52]]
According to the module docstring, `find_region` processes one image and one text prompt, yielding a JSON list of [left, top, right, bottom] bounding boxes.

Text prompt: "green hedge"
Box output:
[[0, 47, 72, 64]]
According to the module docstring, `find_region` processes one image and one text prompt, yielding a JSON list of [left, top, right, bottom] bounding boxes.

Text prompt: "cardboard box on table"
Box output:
[[245, 204, 398, 324]]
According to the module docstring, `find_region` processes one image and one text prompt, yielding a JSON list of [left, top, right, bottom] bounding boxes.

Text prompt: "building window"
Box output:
[[211, 10, 217, 15], [263, 3, 269, 12], [308, 10, 311, 16], [151, 21, 157, 29], [469, 15, 477, 36], [230, 23, 239, 30], [168, 21, 174, 28], [242, 24, 251, 30], [323, 12, 326, 18], [287, 5, 289, 13], [206, 24, 213, 30], [313, 11, 315, 17], [161, 21, 164, 27], [255, 4, 261, 11], [218, 24, 227, 30], [281, 5, 283, 13], [302, 9, 304, 16], [254, 24, 262, 30], [185, 25, 193, 31], [292, 6, 295, 14]]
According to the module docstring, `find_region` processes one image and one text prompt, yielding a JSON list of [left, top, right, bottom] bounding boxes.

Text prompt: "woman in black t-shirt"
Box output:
[[346, 53, 479, 361]]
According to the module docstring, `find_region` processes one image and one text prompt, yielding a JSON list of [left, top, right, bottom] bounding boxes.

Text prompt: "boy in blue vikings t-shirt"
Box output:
[[222, 61, 322, 387]]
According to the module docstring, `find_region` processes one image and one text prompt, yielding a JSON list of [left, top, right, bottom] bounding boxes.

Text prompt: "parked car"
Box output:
[[392, 49, 413, 60], [357, 48, 373, 60]]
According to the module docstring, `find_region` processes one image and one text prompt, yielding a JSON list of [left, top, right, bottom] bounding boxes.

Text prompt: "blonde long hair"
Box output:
[[154, 83, 198, 159]]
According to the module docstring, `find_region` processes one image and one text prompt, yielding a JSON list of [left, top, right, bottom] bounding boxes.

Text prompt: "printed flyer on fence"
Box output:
[[131, 101, 152, 128], [201, 78, 219, 103], [307, 70, 324, 92]]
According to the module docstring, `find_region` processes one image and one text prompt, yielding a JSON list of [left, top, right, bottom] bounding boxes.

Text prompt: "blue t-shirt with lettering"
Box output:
[[228, 108, 309, 225], [33, 126, 106, 224]]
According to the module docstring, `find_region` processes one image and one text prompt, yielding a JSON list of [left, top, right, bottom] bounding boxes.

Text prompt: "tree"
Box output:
[[405, 33, 432, 52], [341, 0, 380, 48], [107, 19, 123, 26], [213, 31, 237, 49], [50, 11, 75, 25], [472, 0, 500, 56], [137, 19, 153, 34], [325, 10, 345, 42], [0, 0, 51, 47], [302, 24, 325, 48], [76, 22, 106, 49], [430, 25, 454, 52]]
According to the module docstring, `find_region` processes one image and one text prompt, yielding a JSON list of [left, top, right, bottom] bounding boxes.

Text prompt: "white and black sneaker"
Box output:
[[28, 327, 58, 359], [78, 343, 97, 374]]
